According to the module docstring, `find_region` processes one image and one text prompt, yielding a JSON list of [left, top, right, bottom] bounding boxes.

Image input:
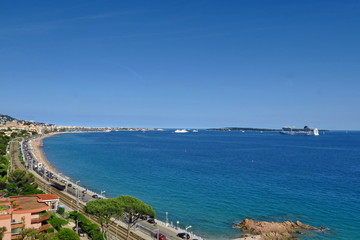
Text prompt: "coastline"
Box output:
[[28, 132, 101, 197], [29, 132, 60, 174]]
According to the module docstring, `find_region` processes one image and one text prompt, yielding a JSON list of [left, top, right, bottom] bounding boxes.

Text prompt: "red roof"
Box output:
[[36, 194, 58, 201], [10, 194, 58, 202]]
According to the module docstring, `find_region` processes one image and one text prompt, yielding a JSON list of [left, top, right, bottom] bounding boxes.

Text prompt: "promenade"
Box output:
[[11, 136, 204, 240]]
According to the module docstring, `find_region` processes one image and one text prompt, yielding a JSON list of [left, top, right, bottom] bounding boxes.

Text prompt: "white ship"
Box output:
[[281, 126, 319, 136], [174, 129, 188, 133]]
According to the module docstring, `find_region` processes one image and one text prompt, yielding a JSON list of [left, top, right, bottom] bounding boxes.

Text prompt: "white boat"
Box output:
[[192, 129, 199, 132], [174, 129, 188, 133], [281, 126, 319, 136]]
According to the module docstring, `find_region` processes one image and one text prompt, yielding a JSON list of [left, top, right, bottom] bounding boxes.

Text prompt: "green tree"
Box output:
[[56, 228, 80, 240], [68, 211, 103, 240], [7, 170, 34, 185], [0, 227, 6, 240], [48, 214, 68, 231], [0, 155, 9, 179], [85, 198, 123, 239], [116, 195, 155, 240], [10, 132, 18, 138], [6, 170, 40, 195], [21, 183, 44, 195], [0, 143, 6, 155]]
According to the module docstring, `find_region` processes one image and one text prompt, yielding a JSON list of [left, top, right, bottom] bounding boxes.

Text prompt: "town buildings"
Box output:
[[0, 194, 59, 240]]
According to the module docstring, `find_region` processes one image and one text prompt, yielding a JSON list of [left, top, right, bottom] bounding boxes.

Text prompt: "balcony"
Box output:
[[31, 214, 51, 224], [37, 224, 51, 232], [11, 235, 22, 240], [11, 222, 24, 229], [0, 204, 10, 216]]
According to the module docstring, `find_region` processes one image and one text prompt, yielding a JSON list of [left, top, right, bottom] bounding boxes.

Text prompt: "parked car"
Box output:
[[177, 233, 190, 239], [154, 233, 166, 240], [92, 194, 100, 199], [147, 218, 156, 224]]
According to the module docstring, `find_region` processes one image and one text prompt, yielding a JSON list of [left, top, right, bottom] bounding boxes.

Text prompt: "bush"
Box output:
[[46, 227, 55, 233], [48, 214, 68, 231], [56, 228, 80, 240], [69, 211, 104, 240], [57, 206, 65, 215]]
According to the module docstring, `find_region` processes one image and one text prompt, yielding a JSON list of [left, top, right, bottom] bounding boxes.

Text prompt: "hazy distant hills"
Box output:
[[0, 114, 47, 126]]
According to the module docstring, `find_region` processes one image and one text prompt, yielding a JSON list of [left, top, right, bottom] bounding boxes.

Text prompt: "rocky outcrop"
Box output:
[[233, 219, 322, 240]]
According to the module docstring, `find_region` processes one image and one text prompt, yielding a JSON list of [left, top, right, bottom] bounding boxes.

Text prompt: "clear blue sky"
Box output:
[[1, 1, 359, 129]]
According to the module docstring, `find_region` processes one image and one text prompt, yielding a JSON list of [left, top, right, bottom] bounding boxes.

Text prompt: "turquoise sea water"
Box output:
[[43, 131, 360, 240]]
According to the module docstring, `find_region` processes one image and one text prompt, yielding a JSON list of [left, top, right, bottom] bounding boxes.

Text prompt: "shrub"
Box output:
[[48, 214, 68, 231], [56, 228, 80, 240], [57, 206, 65, 215], [69, 211, 104, 240]]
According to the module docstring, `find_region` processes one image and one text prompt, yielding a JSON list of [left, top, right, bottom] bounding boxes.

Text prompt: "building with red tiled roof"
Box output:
[[0, 194, 59, 240]]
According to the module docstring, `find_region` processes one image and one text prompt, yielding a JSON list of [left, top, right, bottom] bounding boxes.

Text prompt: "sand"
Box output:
[[29, 132, 60, 173]]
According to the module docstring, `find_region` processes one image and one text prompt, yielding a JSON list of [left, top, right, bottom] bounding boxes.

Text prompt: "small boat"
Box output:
[[174, 129, 188, 133], [192, 129, 199, 133]]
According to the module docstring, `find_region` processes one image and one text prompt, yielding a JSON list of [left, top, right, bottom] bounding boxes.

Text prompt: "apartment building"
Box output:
[[0, 194, 59, 240]]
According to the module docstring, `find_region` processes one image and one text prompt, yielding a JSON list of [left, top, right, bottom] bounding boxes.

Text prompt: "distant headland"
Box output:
[[207, 127, 280, 132]]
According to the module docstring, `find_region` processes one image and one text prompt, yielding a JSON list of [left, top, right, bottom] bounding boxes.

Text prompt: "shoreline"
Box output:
[[29, 131, 101, 178], [28, 132, 102, 198], [29, 132, 60, 174]]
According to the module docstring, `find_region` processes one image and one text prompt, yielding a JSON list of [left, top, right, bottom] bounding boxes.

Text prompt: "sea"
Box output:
[[42, 130, 360, 240]]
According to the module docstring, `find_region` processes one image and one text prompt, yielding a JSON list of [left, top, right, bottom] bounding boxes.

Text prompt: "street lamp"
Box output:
[[165, 212, 168, 227], [101, 190, 106, 197], [185, 225, 192, 239], [176, 221, 179, 230], [75, 180, 81, 199]]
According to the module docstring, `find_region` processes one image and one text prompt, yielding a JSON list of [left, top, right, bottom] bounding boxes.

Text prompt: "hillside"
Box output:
[[0, 114, 17, 125], [0, 114, 47, 126]]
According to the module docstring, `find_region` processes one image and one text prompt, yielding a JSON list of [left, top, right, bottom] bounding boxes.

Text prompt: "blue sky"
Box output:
[[1, 1, 359, 129]]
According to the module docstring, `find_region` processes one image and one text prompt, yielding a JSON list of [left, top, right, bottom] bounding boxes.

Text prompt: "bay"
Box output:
[[43, 130, 360, 240]]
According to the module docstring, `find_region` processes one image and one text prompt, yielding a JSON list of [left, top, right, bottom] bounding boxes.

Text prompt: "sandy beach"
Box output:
[[27, 132, 107, 198], [29, 132, 60, 173]]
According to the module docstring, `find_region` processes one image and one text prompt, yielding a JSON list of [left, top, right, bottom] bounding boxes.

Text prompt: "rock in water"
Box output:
[[233, 218, 322, 240]]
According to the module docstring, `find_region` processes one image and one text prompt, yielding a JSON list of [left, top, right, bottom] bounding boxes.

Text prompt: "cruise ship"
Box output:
[[281, 126, 319, 136]]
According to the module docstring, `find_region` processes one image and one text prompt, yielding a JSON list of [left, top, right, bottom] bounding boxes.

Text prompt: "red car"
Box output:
[[154, 233, 167, 240]]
